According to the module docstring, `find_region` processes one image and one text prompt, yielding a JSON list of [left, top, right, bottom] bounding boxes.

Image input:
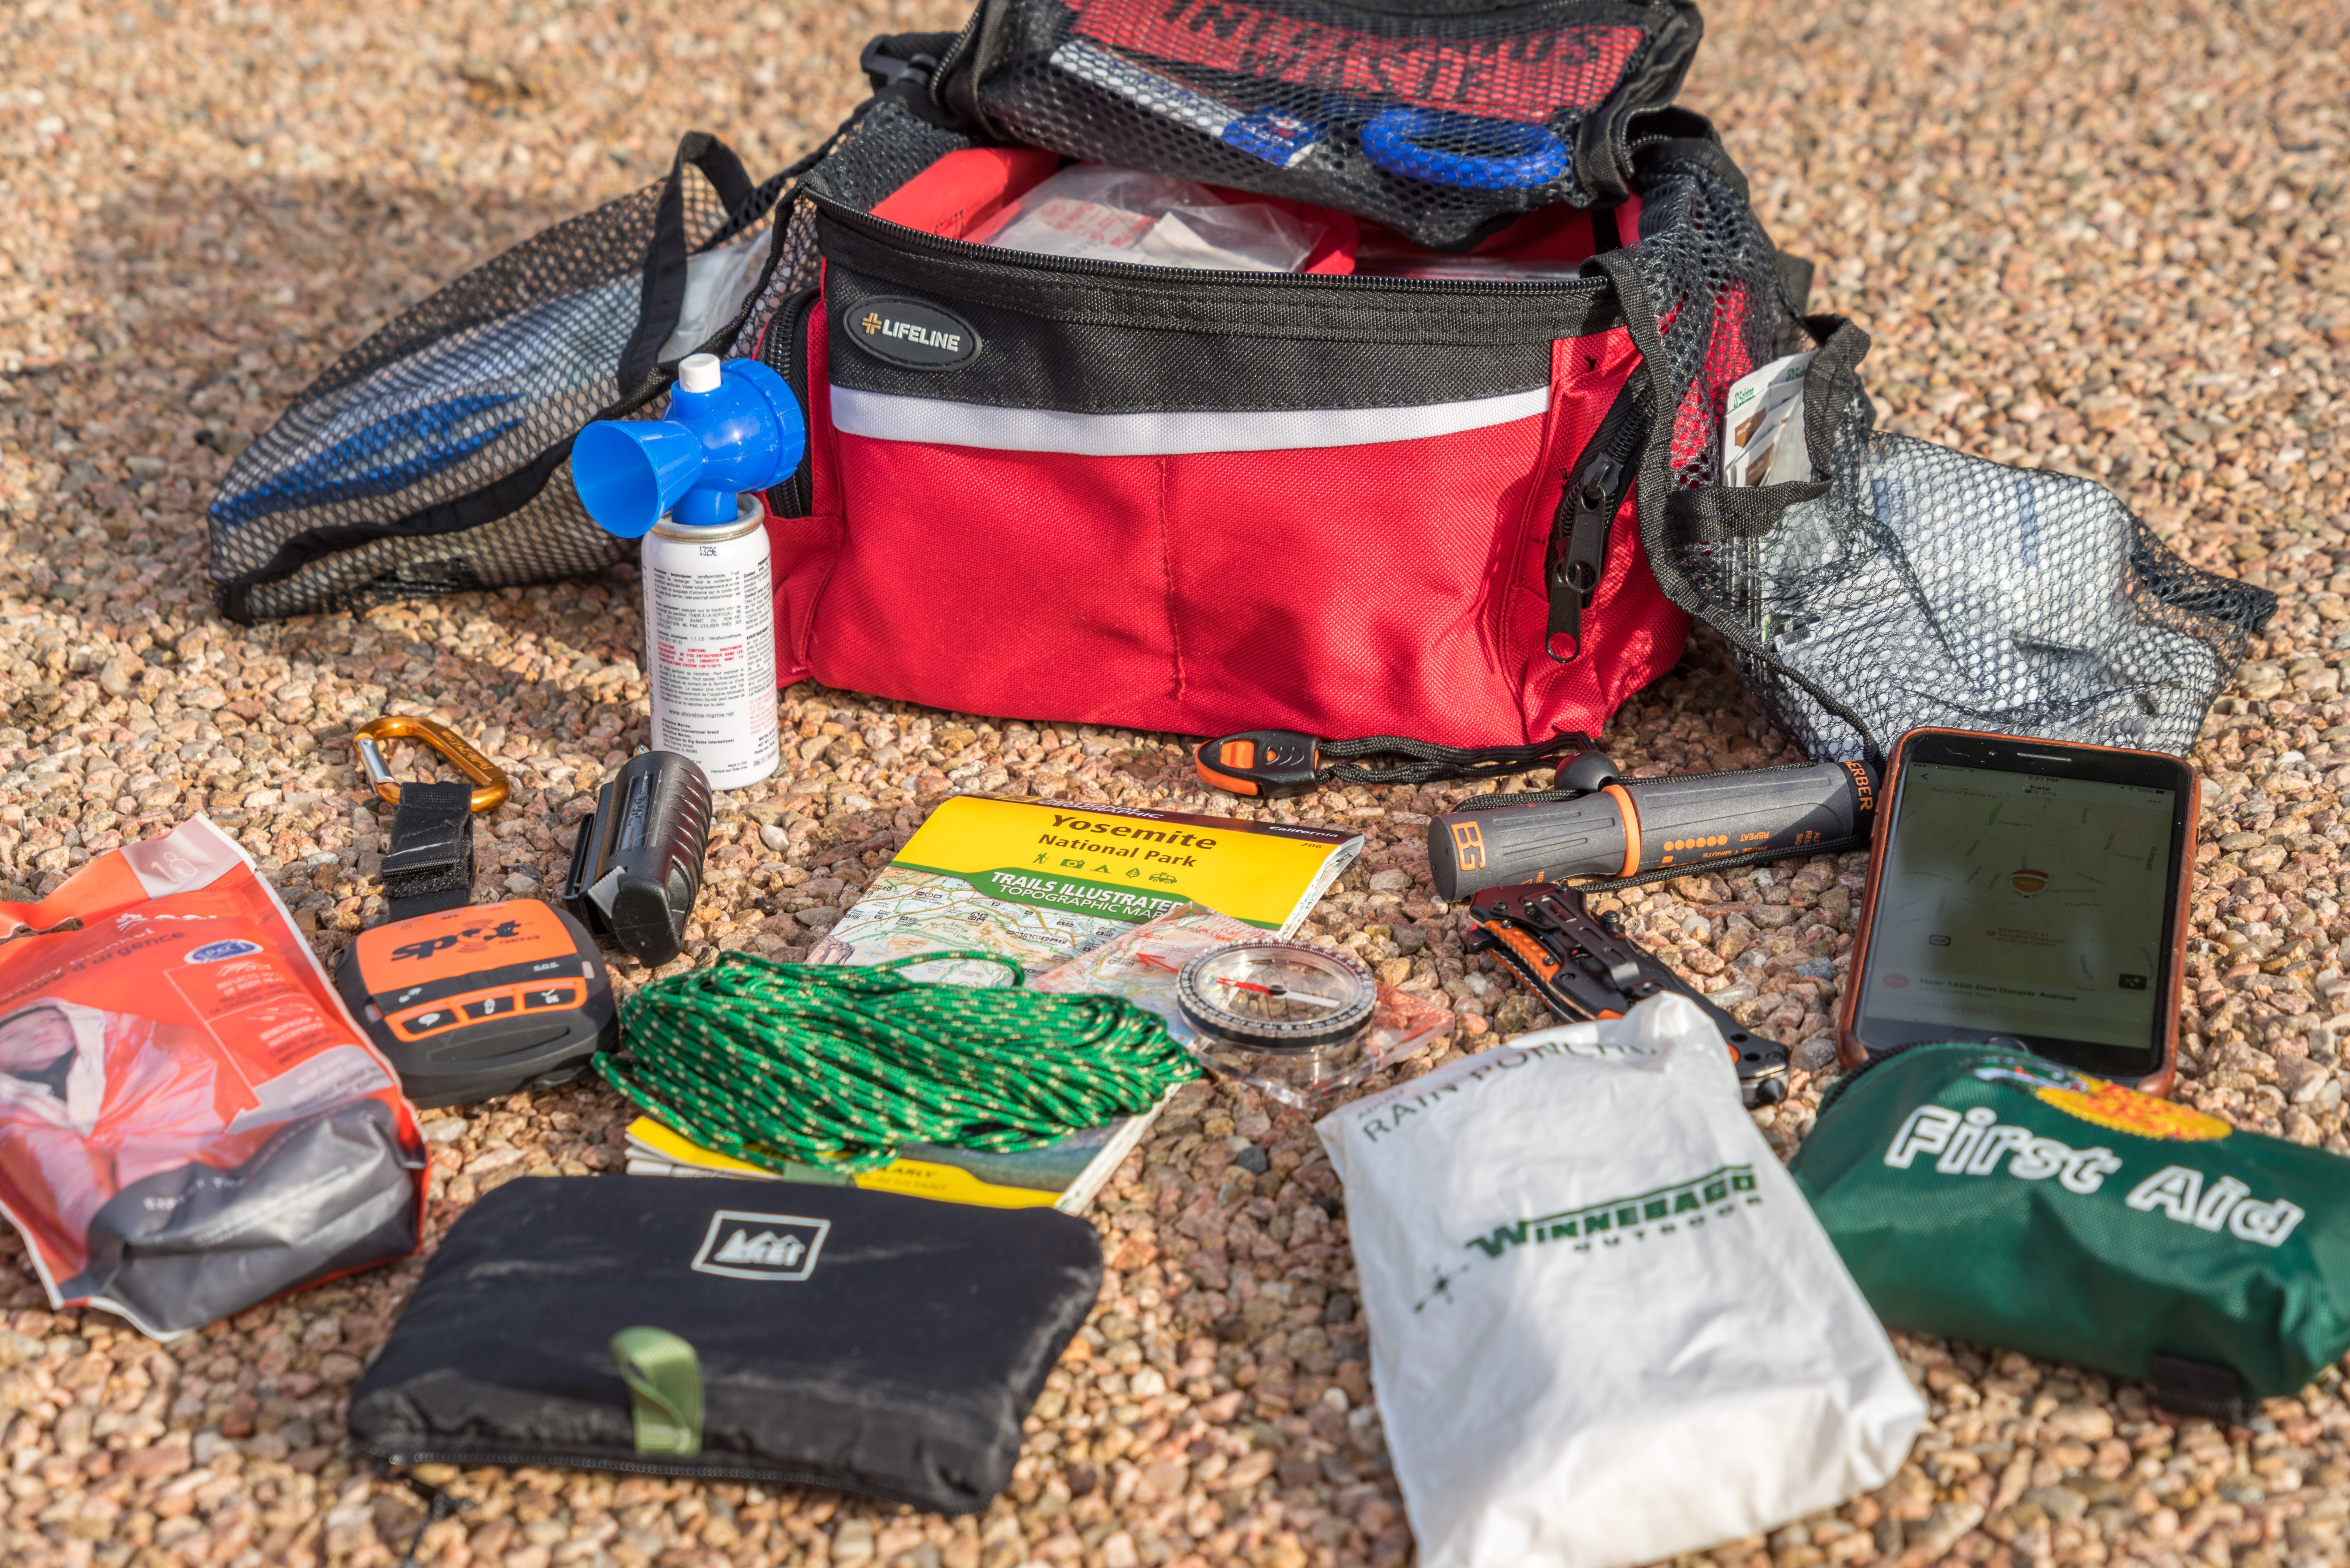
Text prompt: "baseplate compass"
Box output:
[[1176, 940, 1384, 1107]]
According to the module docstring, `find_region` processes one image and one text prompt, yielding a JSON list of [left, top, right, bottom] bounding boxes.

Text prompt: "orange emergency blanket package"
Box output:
[[0, 817, 426, 1338]]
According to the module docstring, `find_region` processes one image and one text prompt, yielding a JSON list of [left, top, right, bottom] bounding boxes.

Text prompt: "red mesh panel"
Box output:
[[1668, 279, 1750, 490], [1061, 0, 1643, 123]]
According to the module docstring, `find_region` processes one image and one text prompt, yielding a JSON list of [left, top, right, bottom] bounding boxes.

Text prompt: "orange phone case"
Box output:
[[1836, 727, 2195, 1097]]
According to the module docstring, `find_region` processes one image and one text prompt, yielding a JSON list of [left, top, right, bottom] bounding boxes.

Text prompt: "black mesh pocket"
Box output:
[[208, 133, 790, 622], [1657, 343, 2274, 761], [1580, 136, 2275, 762], [936, 0, 1702, 250]]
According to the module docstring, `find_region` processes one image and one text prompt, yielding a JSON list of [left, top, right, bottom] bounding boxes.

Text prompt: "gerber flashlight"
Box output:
[[1430, 758, 1879, 900]]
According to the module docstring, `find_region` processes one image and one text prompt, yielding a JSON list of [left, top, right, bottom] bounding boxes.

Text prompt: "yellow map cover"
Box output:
[[808, 795, 1362, 985], [623, 1104, 1169, 1215]]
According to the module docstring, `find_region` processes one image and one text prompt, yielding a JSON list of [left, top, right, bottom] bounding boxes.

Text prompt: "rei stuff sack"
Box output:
[[349, 1174, 1101, 1508], [1791, 1043, 2350, 1421]]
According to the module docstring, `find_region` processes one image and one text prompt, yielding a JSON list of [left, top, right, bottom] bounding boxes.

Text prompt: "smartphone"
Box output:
[[1839, 728, 2198, 1093]]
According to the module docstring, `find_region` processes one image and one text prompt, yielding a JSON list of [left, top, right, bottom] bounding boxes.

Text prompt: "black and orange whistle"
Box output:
[[1192, 730, 1327, 799]]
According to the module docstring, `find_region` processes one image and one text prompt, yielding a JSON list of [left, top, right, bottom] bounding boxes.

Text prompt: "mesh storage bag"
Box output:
[[1587, 135, 2276, 762], [1717, 396, 2267, 760], [207, 134, 797, 622], [931, 0, 1704, 250]]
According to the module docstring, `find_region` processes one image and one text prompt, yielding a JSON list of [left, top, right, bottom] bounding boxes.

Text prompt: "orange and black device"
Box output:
[[1840, 728, 2196, 1095], [1192, 731, 1327, 799], [333, 901, 617, 1109], [1468, 882, 1789, 1107], [1430, 758, 1879, 900]]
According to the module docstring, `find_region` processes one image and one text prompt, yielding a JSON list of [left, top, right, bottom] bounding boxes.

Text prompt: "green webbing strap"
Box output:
[[611, 1327, 702, 1457], [597, 949, 1198, 1174]]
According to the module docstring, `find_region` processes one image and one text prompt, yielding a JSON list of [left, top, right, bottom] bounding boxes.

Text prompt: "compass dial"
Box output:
[[1177, 941, 1377, 1053]]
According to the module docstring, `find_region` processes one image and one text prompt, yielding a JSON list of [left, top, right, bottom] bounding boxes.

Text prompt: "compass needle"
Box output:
[[1179, 941, 1382, 1107]]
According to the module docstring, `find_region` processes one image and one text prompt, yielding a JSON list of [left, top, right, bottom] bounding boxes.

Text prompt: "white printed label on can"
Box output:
[[644, 528, 779, 791]]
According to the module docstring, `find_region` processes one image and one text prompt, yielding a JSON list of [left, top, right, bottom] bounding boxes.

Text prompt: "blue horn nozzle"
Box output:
[[574, 357, 807, 537]]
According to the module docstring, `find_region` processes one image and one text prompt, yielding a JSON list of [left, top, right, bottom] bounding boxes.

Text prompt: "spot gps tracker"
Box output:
[[334, 900, 616, 1109]]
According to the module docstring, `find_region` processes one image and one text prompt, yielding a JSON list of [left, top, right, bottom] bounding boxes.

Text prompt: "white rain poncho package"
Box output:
[[1318, 995, 1924, 1568]]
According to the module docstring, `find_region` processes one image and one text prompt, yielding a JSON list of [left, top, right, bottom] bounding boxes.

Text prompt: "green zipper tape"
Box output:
[[611, 1327, 702, 1458]]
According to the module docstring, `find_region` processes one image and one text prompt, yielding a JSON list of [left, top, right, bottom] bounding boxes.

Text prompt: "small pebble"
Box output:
[[1792, 1037, 1840, 1072]]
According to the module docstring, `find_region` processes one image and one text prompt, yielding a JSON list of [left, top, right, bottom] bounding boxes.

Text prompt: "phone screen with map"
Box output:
[[1842, 729, 2196, 1088]]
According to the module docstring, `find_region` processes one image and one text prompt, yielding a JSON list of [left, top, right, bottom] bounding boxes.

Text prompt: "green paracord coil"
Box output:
[[597, 949, 1198, 1174]]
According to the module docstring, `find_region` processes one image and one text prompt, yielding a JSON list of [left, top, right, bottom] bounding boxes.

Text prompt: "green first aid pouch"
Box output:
[[1791, 1043, 2350, 1421]]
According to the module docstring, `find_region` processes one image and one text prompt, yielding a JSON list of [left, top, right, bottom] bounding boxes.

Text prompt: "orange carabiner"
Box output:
[[352, 716, 511, 813]]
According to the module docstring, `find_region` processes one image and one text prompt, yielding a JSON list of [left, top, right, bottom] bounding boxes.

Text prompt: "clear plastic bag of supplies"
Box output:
[[973, 165, 1328, 272], [1317, 995, 1923, 1568], [0, 819, 425, 1338]]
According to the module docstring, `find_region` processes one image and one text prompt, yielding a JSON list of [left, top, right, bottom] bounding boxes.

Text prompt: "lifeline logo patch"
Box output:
[[691, 1210, 830, 1281], [846, 296, 980, 370]]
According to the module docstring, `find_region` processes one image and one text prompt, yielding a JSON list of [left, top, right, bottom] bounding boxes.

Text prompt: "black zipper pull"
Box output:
[[1545, 382, 1651, 664], [1548, 452, 1625, 662]]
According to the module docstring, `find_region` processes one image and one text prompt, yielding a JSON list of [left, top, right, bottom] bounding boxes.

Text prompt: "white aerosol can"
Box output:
[[572, 351, 805, 792], [642, 498, 781, 790]]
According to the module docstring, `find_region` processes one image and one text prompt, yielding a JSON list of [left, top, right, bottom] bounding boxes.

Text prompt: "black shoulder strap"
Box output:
[[1318, 733, 1594, 788], [619, 132, 759, 397], [1194, 728, 1595, 799]]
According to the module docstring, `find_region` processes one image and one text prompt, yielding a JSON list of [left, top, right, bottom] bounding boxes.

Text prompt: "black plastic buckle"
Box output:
[[2147, 1354, 2255, 1426], [1193, 730, 1326, 799], [859, 37, 940, 88], [380, 782, 478, 923]]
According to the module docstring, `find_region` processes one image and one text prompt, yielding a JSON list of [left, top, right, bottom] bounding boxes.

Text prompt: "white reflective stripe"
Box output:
[[828, 385, 1549, 456]]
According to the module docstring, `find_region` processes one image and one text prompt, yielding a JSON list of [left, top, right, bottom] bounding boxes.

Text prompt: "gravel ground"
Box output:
[[2, 0, 2347, 1564]]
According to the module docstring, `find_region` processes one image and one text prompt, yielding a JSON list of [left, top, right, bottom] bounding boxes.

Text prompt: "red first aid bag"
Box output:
[[0, 818, 426, 1338], [747, 128, 1702, 750], [209, 1, 2267, 763]]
